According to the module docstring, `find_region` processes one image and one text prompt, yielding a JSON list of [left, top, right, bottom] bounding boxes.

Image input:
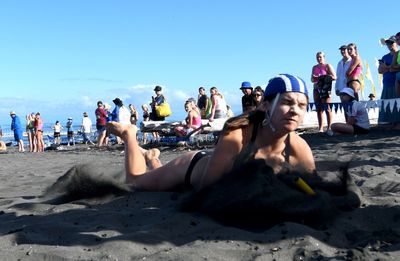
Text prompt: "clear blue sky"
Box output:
[[0, 0, 397, 125]]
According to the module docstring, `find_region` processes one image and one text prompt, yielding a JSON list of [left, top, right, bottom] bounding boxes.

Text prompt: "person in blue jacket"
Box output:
[[10, 111, 25, 152]]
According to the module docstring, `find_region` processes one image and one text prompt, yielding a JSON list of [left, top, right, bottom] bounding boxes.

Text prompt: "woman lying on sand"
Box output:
[[107, 74, 315, 191]]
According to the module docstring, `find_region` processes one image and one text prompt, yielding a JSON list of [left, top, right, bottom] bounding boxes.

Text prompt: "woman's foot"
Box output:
[[144, 148, 162, 170]]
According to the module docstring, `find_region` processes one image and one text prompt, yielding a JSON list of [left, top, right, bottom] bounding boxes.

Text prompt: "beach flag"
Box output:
[[364, 60, 376, 97], [359, 61, 365, 100]]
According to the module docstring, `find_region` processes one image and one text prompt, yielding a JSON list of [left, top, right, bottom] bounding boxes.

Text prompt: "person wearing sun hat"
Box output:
[[240, 81, 256, 113], [10, 111, 25, 152], [378, 34, 400, 129], [105, 73, 315, 191], [330, 87, 370, 135]]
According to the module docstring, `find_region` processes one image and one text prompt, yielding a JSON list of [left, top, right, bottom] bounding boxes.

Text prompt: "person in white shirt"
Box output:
[[335, 45, 352, 100], [81, 112, 95, 145]]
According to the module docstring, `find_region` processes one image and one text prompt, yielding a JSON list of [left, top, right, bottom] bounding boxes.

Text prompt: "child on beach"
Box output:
[[331, 88, 370, 135], [107, 74, 315, 191]]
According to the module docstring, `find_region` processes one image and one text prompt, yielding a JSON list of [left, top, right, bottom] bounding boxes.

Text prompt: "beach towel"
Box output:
[[316, 75, 333, 99], [180, 159, 361, 229]]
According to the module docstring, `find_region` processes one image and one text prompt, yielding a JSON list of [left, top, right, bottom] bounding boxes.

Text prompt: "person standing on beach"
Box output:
[[26, 113, 37, 152], [253, 86, 264, 108], [81, 112, 95, 146], [141, 104, 150, 144], [95, 101, 108, 147], [150, 86, 166, 141], [0, 125, 6, 152], [346, 43, 363, 101], [378, 36, 400, 129], [197, 87, 209, 119], [66, 117, 75, 146], [34, 112, 45, 152], [129, 104, 139, 125], [240, 81, 256, 113], [106, 73, 315, 191], [335, 45, 352, 99], [390, 32, 400, 97], [10, 111, 25, 152], [311, 51, 336, 133], [52, 120, 62, 145], [111, 98, 130, 144]]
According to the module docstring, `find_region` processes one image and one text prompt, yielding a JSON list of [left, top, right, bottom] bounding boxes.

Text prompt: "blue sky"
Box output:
[[0, 0, 397, 125]]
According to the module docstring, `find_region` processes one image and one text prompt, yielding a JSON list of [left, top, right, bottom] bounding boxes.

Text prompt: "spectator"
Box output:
[[95, 101, 108, 147], [378, 36, 400, 129], [209, 86, 228, 122], [335, 45, 352, 98], [129, 104, 139, 125], [390, 32, 400, 97], [26, 113, 36, 152], [311, 51, 336, 133], [10, 111, 25, 152], [346, 43, 363, 101], [240, 81, 256, 113], [197, 86, 209, 119], [253, 86, 264, 108], [174, 100, 202, 137], [34, 112, 44, 152], [81, 112, 95, 146], [331, 88, 370, 135], [150, 86, 167, 141], [141, 104, 150, 144], [66, 117, 75, 146], [53, 120, 62, 145]]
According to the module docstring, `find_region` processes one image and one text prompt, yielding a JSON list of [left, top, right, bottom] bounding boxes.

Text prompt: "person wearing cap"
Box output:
[[331, 87, 370, 135], [10, 111, 25, 152], [81, 112, 95, 146], [311, 51, 336, 132], [150, 86, 166, 121], [106, 73, 315, 191], [378, 35, 400, 129], [240, 81, 256, 113], [66, 117, 75, 146], [95, 101, 108, 147], [335, 45, 352, 98]]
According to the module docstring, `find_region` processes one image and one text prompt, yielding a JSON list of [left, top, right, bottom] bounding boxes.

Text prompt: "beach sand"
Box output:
[[0, 129, 399, 260]]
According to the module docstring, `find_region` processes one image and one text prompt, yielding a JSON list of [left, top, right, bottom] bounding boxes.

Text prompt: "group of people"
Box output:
[[311, 43, 364, 134], [311, 33, 400, 134]]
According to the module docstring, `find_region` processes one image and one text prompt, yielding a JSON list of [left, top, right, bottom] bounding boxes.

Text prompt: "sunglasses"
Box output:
[[255, 93, 262, 97]]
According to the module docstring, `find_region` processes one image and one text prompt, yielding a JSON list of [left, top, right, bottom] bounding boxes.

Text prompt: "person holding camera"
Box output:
[[311, 51, 336, 133]]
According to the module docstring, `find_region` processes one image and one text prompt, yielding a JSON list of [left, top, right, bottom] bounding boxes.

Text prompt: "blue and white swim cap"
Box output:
[[264, 74, 308, 98]]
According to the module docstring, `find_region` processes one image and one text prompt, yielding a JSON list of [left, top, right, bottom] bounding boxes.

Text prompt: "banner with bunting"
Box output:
[[309, 99, 400, 113]]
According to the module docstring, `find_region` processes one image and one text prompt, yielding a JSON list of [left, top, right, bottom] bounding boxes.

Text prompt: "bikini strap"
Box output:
[[284, 133, 291, 163]]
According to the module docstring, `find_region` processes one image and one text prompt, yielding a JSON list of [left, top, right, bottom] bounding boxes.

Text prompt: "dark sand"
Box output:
[[0, 129, 399, 260]]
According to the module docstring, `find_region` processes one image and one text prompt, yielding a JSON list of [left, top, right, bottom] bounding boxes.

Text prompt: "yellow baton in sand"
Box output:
[[294, 177, 316, 196]]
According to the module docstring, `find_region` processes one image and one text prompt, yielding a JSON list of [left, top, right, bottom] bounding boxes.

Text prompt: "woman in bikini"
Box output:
[[107, 74, 315, 191], [346, 43, 363, 101]]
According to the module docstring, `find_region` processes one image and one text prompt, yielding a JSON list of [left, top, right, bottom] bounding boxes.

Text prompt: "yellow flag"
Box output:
[[364, 60, 376, 96]]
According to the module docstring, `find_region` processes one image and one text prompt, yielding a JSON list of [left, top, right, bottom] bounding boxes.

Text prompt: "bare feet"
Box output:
[[106, 122, 137, 141], [144, 148, 162, 170]]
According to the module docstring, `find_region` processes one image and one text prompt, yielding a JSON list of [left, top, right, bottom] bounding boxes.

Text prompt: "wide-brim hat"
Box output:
[[10, 111, 16, 115], [154, 86, 162, 91], [368, 93, 375, 98]]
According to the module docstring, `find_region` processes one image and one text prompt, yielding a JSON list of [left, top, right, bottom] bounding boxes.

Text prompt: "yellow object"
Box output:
[[155, 102, 172, 117], [294, 177, 316, 196]]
